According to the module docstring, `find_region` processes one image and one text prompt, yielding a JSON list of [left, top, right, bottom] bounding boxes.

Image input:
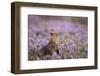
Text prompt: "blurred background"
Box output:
[[28, 15, 88, 60]]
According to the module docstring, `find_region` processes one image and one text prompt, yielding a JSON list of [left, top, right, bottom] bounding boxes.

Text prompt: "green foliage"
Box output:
[[79, 47, 84, 58]]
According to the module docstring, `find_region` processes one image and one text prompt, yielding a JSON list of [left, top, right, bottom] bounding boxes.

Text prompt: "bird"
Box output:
[[39, 32, 59, 59]]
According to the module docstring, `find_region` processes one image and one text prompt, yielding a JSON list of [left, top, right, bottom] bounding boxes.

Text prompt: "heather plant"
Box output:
[[28, 15, 88, 60]]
